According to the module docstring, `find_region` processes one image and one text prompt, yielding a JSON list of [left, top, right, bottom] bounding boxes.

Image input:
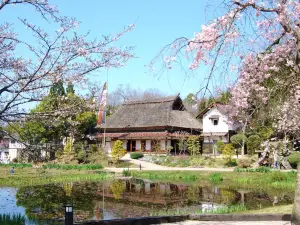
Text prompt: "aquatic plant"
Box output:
[[42, 164, 103, 170], [149, 204, 247, 216], [209, 172, 223, 183], [122, 169, 131, 177], [131, 171, 199, 182], [0, 214, 25, 225], [234, 167, 271, 173], [0, 173, 113, 187]]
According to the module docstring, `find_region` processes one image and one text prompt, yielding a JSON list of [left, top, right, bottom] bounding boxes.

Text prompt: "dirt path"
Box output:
[[104, 154, 235, 173]]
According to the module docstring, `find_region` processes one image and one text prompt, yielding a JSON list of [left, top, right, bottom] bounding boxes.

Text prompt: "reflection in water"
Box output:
[[0, 179, 295, 224]]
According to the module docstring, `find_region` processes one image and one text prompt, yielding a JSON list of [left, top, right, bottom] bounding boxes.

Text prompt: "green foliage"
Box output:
[[0, 163, 32, 168], [42, 164, 103, 170], [216, 140, 225, 153], [66, 82, 75, 94], [89, 144, 98, 153], [209, 172, 223, 183], [223, 144, 235, 159], [189, 157, 206, 167], [184, 93, 196, 105], [122, 169, 131, 177], [76, 150, 86, 163], [130, 152, 144, 159], [288, 151, 300, 169], [237, 158, 252, 168], [186, 136, 201, 155], [111, 140, 126, 163], [230, 134, 247, 149], [234, 167, 271, 173], [63, 137, 73, 153], [224, 159, 237, 167], [204, 204, 247, 214], [258, 127, 274, 140], [247, 135, 261, 155]]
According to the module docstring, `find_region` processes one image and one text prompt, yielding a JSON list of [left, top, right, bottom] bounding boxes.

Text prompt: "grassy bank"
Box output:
[[239, 204, 293, 214], [0, 167, 113, 187], [129, 170, 297, 191]]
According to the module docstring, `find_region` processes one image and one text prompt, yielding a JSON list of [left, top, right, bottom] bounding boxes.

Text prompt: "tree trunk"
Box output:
[[241, 119, 247, 156], [292, 162, 300, 224]]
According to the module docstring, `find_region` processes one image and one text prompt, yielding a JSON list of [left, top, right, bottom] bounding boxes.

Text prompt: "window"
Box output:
[[11, 140, 16, 144], [213, 119, 218, 126]]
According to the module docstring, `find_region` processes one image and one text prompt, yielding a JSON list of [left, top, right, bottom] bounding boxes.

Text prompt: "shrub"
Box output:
[[288, 151, 300, 169], [223, 144, 235, 159], [187, 136, 201, 155], [89, 144, 98, 153], [111, 140, 126, 163], [224, 159, 237, 167], [189, 157, 206, 167], [76, 150, 86, 163], [237, 158, 252, 168], [216, 140, 225, 154], [130, 152, 144, 159], [230, 134, 247, 150], [247, 135, 261, 155]]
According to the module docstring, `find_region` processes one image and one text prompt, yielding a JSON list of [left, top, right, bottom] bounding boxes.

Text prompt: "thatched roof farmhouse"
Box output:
[[97, 95, 202, 153]]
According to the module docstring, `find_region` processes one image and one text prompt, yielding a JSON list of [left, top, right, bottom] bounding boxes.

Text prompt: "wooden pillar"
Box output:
[[130, 140, 132, 152], [292, 163, 300, 224]]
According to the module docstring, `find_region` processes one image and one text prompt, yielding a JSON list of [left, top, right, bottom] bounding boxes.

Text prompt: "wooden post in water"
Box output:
[[292, 163, 300, 225]]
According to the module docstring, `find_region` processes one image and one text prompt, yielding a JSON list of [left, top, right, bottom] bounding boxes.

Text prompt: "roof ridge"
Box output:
[[123, 95, 179, 105]]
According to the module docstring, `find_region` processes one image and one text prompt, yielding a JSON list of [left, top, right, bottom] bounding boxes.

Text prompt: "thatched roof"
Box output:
[[100, 95, 202, 130]]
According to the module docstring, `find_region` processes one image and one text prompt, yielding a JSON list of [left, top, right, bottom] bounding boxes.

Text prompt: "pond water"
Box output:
[[0, 179, 295, 224]]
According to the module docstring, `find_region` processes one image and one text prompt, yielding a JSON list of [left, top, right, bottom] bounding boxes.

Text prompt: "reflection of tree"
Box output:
[[110, 181, 125, 199], [63, 182, 73, 197], [16, 184, 67, 220], [70, 182, 98, 215], [187, 185, 201, 203], [220, 189, 236, 204], [16, 182, 101, 221]]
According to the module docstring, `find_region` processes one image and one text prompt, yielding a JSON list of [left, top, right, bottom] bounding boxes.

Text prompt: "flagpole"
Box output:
[[102, 69, 109, 150]]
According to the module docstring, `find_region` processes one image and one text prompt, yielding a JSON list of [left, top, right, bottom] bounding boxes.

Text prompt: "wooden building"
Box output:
[[97, 95, 202, 153]]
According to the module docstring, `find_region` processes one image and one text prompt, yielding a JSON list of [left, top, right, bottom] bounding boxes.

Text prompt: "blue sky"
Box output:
[[2, 0, 227, 99]]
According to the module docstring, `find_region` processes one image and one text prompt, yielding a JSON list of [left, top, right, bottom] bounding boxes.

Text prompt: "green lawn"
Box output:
[[239, 204, 293, 214]]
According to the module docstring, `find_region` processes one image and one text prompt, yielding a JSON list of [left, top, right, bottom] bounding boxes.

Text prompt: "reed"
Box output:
[[149, 204, 247, 216], [209, 172, 223, 183], [42, 164, 103, 170], [0, 173, 113, 187], [0, 163, 32, 168], [0, 214, 26, 225]]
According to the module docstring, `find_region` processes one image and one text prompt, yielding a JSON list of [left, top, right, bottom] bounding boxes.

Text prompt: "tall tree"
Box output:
[[0, 0, 134, 126]]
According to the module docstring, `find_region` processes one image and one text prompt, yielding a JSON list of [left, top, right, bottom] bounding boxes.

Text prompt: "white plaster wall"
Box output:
[[160, 140, 166, 151], [146, 140, 151, 151], [167, 140, 171, 148], [9, 141, 25, 149], [105, 141, 111, 153], [9, 149, 18, 160], [203, 108, 229, 133], [122, 140, 127, 150], [136, 140, 141, 150]]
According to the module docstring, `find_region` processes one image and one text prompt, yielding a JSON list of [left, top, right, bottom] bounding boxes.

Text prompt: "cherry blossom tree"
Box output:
[[151, 0, 300, 135], [0, 0, 134, 126]]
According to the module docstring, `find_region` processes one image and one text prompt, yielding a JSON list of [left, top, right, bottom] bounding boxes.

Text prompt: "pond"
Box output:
[[0, 178, 294, 224]]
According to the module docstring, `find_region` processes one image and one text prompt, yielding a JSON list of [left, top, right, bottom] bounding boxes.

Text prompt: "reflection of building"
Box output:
[[97, 95, 202, 154]]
